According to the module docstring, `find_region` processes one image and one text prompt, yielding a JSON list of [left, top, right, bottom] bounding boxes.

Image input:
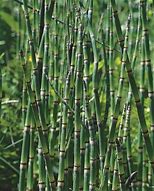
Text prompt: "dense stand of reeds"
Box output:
[[14, 0, 154, 190]]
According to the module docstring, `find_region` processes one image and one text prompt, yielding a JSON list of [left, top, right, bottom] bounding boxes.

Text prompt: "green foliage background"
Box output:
[[0, 0, 154, 190], [0, 1, 22, 190]]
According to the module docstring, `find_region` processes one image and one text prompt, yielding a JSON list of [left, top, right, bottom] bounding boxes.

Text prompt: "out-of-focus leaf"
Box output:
[[0, 53, 5, 60], [0, 41, 5, 46], [115, 56, 121, 65], [0, 11, 18, 32]]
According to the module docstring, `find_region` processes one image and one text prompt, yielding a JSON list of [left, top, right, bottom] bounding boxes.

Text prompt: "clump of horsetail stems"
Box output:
[[9, 0, 154, 190]]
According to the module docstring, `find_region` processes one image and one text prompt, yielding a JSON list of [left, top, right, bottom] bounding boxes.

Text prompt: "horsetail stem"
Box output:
[[14, 1, 154, 190], [101, 15, 130, 189], [111, 0, 154, 163], [73, 22, 83, 191]]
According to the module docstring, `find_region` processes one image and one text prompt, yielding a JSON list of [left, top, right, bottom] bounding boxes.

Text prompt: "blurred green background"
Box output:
[[0, 0, 154, 190], [0, 1, 22, 190]]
